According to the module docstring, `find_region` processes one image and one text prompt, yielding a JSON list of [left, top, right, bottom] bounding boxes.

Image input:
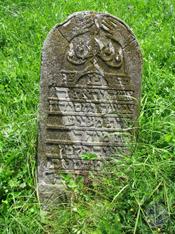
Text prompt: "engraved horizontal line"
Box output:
[[51, 85, 134, 91], [47, 111, 133, 119], [45, 170, 125, 175], [61, 70, 129, 77], [47, 157, 105, 161], [48, 98, 136, 106], [48, 98, 135, 105], [45, 169, 100, 173], [46, 155, 119, 161], [46, 139, 127, 147], [47, 112, 133, 117], [48, 166, 101, 171], [46, 125, 132, 132]]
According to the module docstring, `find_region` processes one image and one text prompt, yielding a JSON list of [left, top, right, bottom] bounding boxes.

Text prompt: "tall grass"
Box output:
[[0, 0, 175, 233]]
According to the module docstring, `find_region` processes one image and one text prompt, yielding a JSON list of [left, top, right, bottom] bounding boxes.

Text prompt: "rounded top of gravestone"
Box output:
[[42, 11, 142, 106]]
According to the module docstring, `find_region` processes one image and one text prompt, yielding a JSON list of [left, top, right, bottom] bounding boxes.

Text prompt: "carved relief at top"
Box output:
[[96, 38, 123, 68], [64, 17, 124, 71], [67, 36, 92, 65], [66, 34, 123, 69]]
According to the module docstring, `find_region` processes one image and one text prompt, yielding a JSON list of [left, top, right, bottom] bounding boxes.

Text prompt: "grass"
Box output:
[[0, 0, 175, 233]]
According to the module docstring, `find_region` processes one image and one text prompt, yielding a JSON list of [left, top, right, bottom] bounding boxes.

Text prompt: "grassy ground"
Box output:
[[0, 0, 175, 233]]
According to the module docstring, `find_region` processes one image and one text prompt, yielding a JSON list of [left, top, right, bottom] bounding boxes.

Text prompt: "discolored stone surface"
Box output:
[[37, 11, 142, 205]]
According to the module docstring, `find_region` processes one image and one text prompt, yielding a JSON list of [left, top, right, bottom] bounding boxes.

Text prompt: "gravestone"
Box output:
[[37, 11, 142, 204]]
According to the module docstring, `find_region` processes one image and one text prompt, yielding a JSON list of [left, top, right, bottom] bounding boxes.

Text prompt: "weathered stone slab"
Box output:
[[37, 11, 142, 205]]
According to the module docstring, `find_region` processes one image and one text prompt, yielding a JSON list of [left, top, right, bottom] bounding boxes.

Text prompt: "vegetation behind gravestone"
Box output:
[[0, 0, 175, 233]]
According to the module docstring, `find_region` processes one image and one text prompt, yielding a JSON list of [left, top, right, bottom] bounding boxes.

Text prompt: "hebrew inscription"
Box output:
[[38, 12, 142, 203]]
